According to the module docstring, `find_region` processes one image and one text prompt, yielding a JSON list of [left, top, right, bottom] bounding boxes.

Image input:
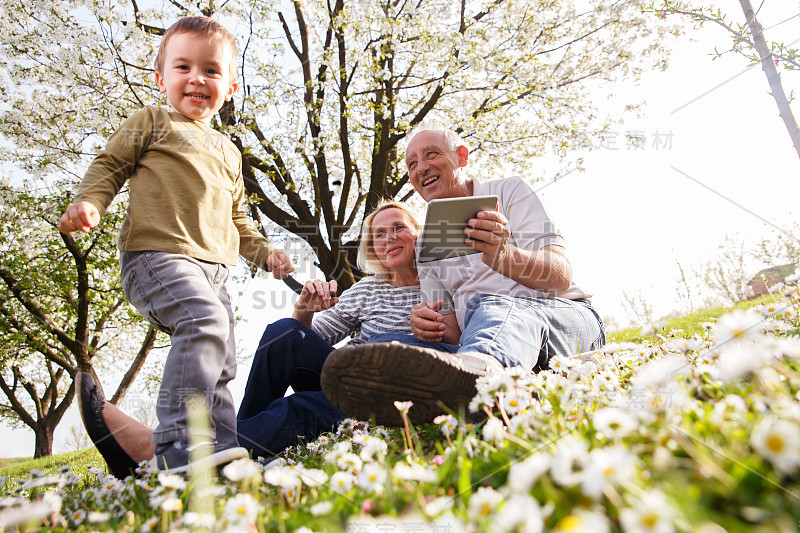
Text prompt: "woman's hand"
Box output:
[[292, 280, 339, 328]]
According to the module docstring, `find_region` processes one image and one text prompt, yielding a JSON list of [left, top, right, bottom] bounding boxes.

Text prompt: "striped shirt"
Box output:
[[312, 276, 420, 345]]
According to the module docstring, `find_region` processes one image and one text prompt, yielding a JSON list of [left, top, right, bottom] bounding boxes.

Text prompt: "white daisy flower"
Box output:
[[310, 501, 333, 516], [222, 458, 260, 482], [160, 495, 183, 512], [631, 355, 687, 390], [423, 496, 454, 518], [329, 471, 354, 494], [434, 414, 458, 437], [324, 440, 352, 464], [68, 508, 87, 526], [394, 400, 414, 413], [593, 407, 637, 440], [714, 310, 762, 345], [750, 418, 800, 474], [581, 446, 635, 499], [359, 437, 388, 462], [157, 472, 187, 491], [139, 516, 159, 532], [393, 462, 438, 483], [0, 501, 53, 529], [87, 511, 111, 524], [336, 452, 363, 473], [295, 465, 328, 487], [21, 475, 61, 490], [553, 509, 609, 533], [501, 389, 531, 416], [223, 493, 260, 524], [356, 462, 387, 494], [640, 322, 665, 336], [506, 453, 550, 493], [483, 417, 507, 444], [495, 493, 544, 533], [619, 489, 675, 533], [263, 465, 302, 489], [468, 485, 504, 520], [550, 436, 588, 487], [717, 343, 768, 381], [182, 512, 215, 528]]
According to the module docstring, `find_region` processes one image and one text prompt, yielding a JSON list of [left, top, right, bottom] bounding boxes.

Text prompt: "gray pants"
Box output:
[[120, 251, 238, 450]]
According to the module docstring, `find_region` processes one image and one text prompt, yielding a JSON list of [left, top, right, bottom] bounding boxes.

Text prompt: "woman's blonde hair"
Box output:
[[357, 201, 422, 277]]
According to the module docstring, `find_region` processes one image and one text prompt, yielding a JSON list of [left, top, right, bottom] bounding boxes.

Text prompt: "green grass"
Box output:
[[0, 447, 105, 493], [607, 294, 776, 344]]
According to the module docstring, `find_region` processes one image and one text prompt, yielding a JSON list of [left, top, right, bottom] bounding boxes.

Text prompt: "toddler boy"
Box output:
[[59, 16, 292, 471]]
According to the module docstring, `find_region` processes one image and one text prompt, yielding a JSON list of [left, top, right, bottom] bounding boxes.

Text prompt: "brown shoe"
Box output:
[[320, 342, 492, 426]]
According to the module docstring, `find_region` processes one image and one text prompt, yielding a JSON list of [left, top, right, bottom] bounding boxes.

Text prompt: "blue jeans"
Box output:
[[236, 318, 345, 458], [235, 319, 459, 458], [366, 333, 459, 353], [120, 251, 238, 451], [458, 294, 605, 371]]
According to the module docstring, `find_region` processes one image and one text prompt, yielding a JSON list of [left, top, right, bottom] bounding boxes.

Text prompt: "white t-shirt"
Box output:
[[418, 177, 590, 331]]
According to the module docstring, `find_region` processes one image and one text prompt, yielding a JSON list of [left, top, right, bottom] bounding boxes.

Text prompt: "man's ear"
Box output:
[[457, 145, 469, 167]]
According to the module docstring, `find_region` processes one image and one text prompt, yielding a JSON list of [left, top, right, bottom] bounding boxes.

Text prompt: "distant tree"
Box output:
[[0, 180, 158, 457], [648, 0, 800, 160], [622, 289, 655, 326], [700, 235, 752, 305]]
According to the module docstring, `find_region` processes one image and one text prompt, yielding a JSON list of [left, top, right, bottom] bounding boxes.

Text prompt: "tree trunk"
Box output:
[[738, 0, 800, 160], [33, 423, 54, 458]]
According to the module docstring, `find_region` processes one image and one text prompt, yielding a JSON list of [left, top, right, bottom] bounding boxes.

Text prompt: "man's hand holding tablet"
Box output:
[[417, 195, 499, 263]]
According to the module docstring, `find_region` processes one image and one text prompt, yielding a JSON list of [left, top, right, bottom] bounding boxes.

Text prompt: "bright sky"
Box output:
[[3, 2, 799, 458]]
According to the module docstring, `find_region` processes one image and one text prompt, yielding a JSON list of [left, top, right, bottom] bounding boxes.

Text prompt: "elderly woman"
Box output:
[[78, 201, 457, 477]]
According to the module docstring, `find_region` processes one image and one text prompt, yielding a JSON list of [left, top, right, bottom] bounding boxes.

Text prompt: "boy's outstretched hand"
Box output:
[[59, 201, 100, 234], [266, 250, 294, 279]]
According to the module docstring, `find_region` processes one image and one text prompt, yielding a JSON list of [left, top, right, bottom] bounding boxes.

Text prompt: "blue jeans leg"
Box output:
[[366, 333, 459, 353], [237, 318, 333, 421], [236, 318, 345, 456], [458, 294, 605, 372], [237, 391, 347, 458]]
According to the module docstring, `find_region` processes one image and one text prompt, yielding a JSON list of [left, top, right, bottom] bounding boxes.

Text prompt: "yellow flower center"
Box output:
[[555, 515, 582, 532], [641, 513, 659, 527], [766, 435, 785, 453]]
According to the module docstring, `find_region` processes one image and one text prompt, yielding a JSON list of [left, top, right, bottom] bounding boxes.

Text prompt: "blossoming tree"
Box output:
[[0, 182, 158, 457], [0, 0, 673, 288], [0, 0, 674, 455]]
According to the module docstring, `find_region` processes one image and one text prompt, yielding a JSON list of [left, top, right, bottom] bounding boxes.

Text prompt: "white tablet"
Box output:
[[417, 195, 499, 263]]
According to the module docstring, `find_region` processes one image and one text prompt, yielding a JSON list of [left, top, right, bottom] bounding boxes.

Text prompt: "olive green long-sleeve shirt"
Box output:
[[74, 106, 274, 268]]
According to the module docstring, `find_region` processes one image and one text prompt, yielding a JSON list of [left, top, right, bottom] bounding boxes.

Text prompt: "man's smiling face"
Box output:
[[405, 130, 470, 202]]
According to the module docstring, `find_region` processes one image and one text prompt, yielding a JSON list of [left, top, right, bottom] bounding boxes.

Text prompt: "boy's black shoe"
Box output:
[[75, 372, 139, 479]]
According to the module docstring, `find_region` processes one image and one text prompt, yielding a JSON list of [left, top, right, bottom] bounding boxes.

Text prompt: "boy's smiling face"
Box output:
[[155, 32, 238, 125]]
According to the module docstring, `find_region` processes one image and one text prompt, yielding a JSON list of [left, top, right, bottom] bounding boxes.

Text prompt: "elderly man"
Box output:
[[321, 124, 605, 425]]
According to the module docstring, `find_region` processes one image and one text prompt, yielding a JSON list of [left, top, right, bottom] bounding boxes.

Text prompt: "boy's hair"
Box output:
[[357, 201, 422, 277], [154, 16, 238, 81]]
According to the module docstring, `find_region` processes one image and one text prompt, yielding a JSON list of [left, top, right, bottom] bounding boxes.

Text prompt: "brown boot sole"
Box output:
[[320, 342, 482, 426]]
